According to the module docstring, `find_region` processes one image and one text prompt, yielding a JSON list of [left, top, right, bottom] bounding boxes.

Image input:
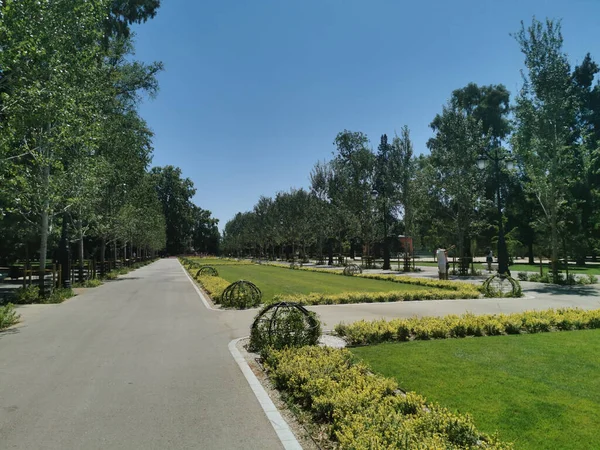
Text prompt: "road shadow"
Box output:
[[0, 327, 20, 339], [104, 277, 141, 282], [524, 283, 600, 297]]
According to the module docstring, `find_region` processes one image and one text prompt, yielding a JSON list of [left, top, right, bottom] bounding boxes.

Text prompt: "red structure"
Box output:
[[398, 235, 413, 254]]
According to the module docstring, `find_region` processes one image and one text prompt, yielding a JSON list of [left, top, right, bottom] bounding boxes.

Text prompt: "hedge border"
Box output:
[[334, 308, 600, 346]]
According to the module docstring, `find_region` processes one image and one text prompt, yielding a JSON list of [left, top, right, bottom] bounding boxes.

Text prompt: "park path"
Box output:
[[0, 259, 282, 450]]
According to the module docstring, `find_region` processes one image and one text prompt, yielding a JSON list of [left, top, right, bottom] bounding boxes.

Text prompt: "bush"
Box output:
[[73, 279, 102, 288], [195, 275, 233, 303], [11, 286, 41, 304], [10, 286, 74, 304], [334, 308, 600, 346], [264, 346, 510, 449], [46, 287, 74, 304], [221, 280, 262, 309], [249, 302, 321, 354], [517, 272, 528, 281], [270, 287, 480, 306], [0, 304, 20, 330]]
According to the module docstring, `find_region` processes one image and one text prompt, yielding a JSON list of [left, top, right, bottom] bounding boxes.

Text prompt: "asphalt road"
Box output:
[[0, 259, 282, 450]]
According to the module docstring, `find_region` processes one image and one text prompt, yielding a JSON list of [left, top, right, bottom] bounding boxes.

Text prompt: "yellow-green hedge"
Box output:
[[194, 275, 230, 303], [265, 346, 511, 450], [335, 308, 600, 346], [271, 287, 480, 306]]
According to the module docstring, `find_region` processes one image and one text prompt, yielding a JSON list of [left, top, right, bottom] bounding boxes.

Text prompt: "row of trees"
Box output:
[[0, 0, 219, 291], [222, 18, 600, 279]]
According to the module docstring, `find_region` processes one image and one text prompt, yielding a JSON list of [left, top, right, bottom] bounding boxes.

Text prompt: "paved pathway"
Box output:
[[3, 258, 600, 450], [0, 259, 282, 450]]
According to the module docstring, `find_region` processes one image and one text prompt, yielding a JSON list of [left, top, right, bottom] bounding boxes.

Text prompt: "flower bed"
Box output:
[[264, 346, 510, 449], [335, 308, 600, 346]]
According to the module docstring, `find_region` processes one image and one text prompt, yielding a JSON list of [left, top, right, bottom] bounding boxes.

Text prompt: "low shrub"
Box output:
[[73, 279, 103, 288], [264, 346, 510, 449], [249, 302, 321, 354], [517, 272, 528, 281], [45, 287, 74, 304], [11, 286, 41, 304], [0, 304, 20, 330], [221, 280, 262, 309], [335, 308, 600, 346], [270, 287, 480, 306], [195, 274, 230, 302]]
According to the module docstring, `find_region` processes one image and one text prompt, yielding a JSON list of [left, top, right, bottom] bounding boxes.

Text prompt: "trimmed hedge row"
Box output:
[[193, 274, 230, 303], [335, 308, 600, 346], [0, 304, 20, 330], [265, 346, 510, 449], [270, 287, 480, 306]]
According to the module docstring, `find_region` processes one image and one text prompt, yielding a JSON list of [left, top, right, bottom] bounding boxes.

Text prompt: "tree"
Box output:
[[512, 18, 580, 279], [332, 130, 376, 259], [374, 134, 394, 269], [0, 0, 113, 293], [151, 166, 196, 255], [427, 103, 487, 266]]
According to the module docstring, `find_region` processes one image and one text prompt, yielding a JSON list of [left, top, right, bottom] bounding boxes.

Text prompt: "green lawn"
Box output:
[[214, 264, 431, 302], [509, 263, 600, 275], [351, 330, 600, 450]]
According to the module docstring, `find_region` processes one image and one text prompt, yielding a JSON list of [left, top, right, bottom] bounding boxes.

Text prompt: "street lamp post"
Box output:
[[477, 149, 514, 276]]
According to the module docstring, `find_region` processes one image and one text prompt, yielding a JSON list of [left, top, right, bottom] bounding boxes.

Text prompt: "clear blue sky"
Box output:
[[132, 0, 600, 230]]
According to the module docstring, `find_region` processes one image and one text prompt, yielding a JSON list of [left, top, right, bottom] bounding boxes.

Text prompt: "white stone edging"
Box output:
[[228, 338, 303, 450]]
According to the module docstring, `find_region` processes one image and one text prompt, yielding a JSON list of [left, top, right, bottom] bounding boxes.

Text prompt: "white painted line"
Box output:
[[229, 338, 303, 450]]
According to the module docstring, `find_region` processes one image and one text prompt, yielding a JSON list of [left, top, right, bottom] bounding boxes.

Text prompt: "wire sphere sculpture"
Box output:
[[482, 273, 522, 297], [221, 280, 262, 308], [249, 302, 321, 353], [343, 264, 363, 276], [196, 266, 219, 277], [289, 262, 302, 269]]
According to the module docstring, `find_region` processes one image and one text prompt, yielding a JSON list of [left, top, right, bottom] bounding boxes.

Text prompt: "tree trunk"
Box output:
[[39, 164, 50, 296], [78, 227, 84, 283], [328, 238, 334, 265], [528, 240, 534, 265], [550, 209, 559, 282]]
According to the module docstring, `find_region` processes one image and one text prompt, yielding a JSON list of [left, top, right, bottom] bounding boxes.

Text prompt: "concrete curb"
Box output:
[[228, 338, 303, 450]]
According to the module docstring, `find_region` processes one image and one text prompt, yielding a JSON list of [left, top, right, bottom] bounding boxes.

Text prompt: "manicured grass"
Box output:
[[351, 330, 600, 450], [214, 264, 432, 302], [509, 263, 600, 275]]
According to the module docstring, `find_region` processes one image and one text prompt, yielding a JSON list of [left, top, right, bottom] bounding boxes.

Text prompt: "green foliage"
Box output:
[[271, 288, 479, 306], [264, 346, 510, 449], [11, 286, 42, 304], [10, 285, 75, 304], [248, 304, 321, 354], [46, 288, 74, 304], [0, 304, 20, 330], [220, 280, 262, 309], [73, 279, 103, 288], [335, 308, 600, 346]]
